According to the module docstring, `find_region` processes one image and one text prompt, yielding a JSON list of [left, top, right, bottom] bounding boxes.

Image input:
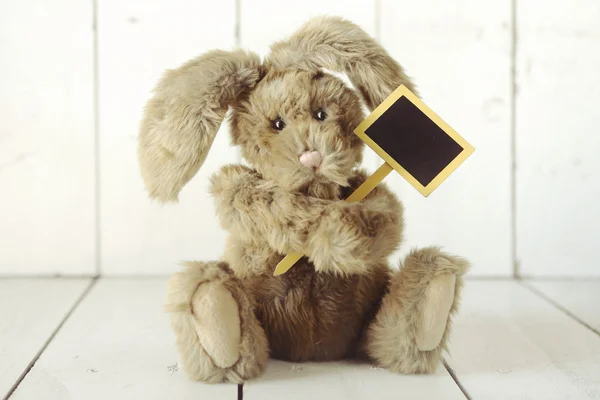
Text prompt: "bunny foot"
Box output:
[[165, 261, 269, 383], [362, 247, 470, 374]]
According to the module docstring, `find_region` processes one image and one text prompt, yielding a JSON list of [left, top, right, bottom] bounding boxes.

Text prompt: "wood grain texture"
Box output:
[[11, 279, 237, 400], [516, 0, 600, 277], [446, 281, 600, 399], [527, 280, 600, 333], [0, 0, 95, 275], [239, 0, 376, 58], [97, 0, 237, 275], [244, 360, 465, 399], [379, 0, 512, 276], [0, 279, 91, 398], [6, 279, 600, 398]]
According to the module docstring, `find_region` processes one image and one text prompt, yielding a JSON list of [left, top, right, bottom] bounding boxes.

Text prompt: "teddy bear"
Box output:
[[137, 15, 470, 383]]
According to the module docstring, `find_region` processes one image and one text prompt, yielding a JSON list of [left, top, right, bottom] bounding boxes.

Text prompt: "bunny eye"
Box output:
[[271, 117, 286, 131], [314, 109, 328, 121]]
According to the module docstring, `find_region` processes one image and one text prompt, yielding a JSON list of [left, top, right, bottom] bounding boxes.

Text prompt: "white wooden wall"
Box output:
[[0, 0, 96, 275], [1, 0, 598, 277], [515, 0, 600, 277], [97, 0, 237, 275]]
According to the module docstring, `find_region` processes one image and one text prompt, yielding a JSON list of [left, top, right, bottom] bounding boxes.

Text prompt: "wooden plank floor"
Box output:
[[244, 360, 465, 399], [0, 278, 91, 399], [446, 280, 600, 399], [526, 280, 600, 334], [1, 278, 599, 399], [8, 279, 236, 400]]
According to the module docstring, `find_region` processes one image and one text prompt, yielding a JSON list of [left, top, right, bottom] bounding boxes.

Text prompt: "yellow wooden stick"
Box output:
[[344, 162, 393, 203], [273, 162, 394, 276]]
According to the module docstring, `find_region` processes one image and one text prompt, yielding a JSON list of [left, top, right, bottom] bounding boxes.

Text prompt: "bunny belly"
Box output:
[[242, 257, 389, 362]]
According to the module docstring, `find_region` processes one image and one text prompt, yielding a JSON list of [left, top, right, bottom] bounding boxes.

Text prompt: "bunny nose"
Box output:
[[299, 151, 322, 169]]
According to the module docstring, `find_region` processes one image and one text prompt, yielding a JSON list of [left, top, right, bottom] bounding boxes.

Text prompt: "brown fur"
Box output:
[[140, 16, 470, 383]]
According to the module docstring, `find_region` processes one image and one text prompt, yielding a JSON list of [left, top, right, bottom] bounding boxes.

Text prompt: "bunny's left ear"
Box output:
[[265, 16, 417, 110]]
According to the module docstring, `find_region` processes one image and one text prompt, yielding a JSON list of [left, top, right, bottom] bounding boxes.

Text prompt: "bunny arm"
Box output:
[[210, 166, 404, 276], [210, 164, 332, 256], [305, 170, 404, 275]]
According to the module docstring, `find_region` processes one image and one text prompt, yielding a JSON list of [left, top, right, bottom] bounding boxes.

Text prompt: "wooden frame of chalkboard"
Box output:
[[354, 85, 474, 197]]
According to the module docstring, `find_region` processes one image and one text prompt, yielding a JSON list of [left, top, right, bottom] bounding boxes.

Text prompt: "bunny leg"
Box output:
[[165, 261, 268, 383], [362, 247, 470, 373]]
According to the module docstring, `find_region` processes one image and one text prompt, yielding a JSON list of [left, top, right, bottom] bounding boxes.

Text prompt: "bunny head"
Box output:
[[138, 16, 416, 202]]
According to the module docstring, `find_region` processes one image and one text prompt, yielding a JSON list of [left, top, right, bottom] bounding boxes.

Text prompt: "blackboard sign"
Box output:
[[354, 85, 474, 196]]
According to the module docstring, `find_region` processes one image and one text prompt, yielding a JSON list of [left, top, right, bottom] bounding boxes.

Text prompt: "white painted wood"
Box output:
[[98, 1, 237, 275], [240, 1, 376, 59], [527, 280, 600, 333], [516, 0, 600, 277], [446, 281, 600, 399], [11, 278, 236, 399], [0, 0, 95, 275], [0, 279, 90, 398], [245, 360, 465, 399], [239, 1, 381, 175], [379, 1, 512, 276]]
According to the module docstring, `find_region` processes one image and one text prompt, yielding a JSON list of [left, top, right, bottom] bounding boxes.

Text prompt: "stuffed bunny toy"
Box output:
[[138, 16, 470, 383]]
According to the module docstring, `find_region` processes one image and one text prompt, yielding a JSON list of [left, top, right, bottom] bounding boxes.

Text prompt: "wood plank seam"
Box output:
[[510, 0, 518, 279], [235, 0, 241, 48], [520, 281, 600, 337], [442, 359, 471, 400], [374, 0, 381, 43], [92, 0, 101, 277], [3, 278, 98, 400]]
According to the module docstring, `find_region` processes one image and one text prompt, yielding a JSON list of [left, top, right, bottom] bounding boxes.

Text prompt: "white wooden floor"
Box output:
[[1, 279, 599, 400]]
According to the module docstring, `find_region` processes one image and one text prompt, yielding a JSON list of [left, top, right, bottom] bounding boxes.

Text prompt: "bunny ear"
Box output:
[[138, 49, 264, 202], [265, 16, 416, 110]]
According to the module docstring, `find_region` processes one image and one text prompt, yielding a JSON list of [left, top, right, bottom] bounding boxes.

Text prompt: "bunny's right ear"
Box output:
[[138, 49, 264, 202]]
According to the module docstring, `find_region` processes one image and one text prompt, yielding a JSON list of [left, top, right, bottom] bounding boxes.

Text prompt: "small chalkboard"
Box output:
[[354, 85, 474, 196]]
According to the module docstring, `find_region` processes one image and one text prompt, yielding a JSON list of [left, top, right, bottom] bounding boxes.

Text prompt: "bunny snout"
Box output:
[[299, 150, 322, 169]]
